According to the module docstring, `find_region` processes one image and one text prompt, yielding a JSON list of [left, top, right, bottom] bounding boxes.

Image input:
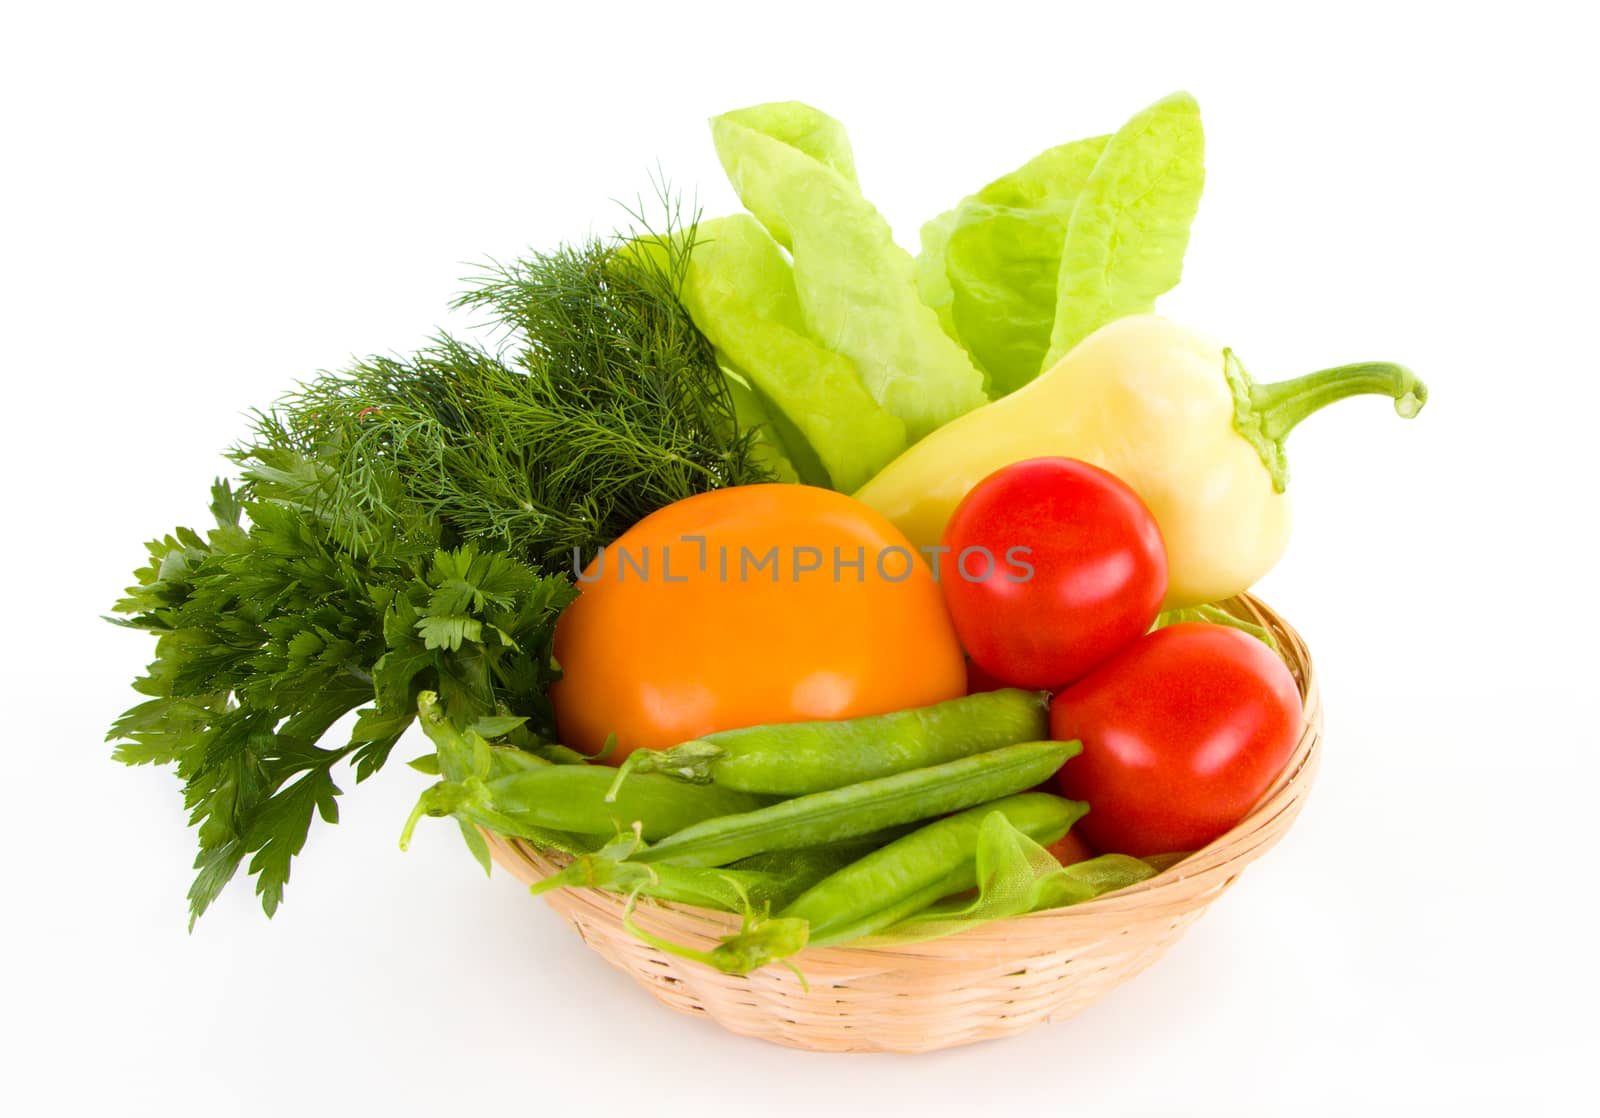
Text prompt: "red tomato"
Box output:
[[1051, 623, 1303, 856], [940, 457, 1167, 689], [1044, 830, 1097, 867], [963, 658, 1009, 694]]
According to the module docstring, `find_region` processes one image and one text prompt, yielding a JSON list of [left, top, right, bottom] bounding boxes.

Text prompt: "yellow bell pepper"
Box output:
[[854, 314, 1426, 608]]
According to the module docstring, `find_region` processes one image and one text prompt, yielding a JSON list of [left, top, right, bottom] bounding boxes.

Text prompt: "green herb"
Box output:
[[108, 207, 767, 923], [241, 207, 774, 570], [108, 480, 574, 923]]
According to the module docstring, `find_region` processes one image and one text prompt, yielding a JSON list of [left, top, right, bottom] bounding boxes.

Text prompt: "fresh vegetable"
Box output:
[[408, 765, 768, 844], [917, 91, 1203, 396], [401, 690, 771, 869], [537, 856, 793, 913], [106, 216, 774, 920], [550, 484, 966, 761], [105, 88, 1411, 976], [694, 803, 1157, 973], [633, 740, 1080, 867], [620, 900, 812, 978], [678, 94, 1205, 488], [963, 658, 1010, 695], [610, 688, 1049, 795], [107, 488, 577, 920], [1043, 92, 1206, 368], [780, 793, 1087, 947], [256, 218, 775, 569], [856, 314, 1426, 607], [710, 102, 987, 443], [915, 134, 1108, 394], [939, 457, 1168, 688], [1045, 830, 1097, 868], [643, 214, 908, 491], [1153, 601, 1279, 650], [528, 832, 894, 913], [889, 840, 1156, 937], [1051, 622, 1304, 856]]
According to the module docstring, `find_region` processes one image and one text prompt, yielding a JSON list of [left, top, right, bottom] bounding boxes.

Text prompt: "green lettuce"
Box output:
[[921, 134, 1110, 396], [720, 367, 804, 485], [671, 215, 907, 492], [668, 94, 1205, 488], [914, 209, 961, 342], [915, 92, 1204, 396], [711, 102, 987, 442], [1044, 91, 1205, 366]]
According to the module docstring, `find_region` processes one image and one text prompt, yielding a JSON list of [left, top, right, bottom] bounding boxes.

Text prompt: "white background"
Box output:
[[4, 2, 1595, 1114]]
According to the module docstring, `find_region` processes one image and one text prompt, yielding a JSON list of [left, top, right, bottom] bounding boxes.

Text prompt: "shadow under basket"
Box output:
[[484, 594, 1323, 1054]]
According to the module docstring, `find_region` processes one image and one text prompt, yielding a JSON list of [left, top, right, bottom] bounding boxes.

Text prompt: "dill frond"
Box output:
[[238, 202, 772, 569]]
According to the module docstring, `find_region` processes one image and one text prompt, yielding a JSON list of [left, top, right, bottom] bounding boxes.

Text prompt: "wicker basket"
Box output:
[[485, 594, 1321, 1053]]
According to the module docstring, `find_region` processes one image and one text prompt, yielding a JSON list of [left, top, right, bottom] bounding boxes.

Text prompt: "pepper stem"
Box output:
[[1224, 351, 1427, 492]]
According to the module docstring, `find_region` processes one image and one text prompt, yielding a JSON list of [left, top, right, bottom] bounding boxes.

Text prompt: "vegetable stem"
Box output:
[[1227, 351, 1428, 491]]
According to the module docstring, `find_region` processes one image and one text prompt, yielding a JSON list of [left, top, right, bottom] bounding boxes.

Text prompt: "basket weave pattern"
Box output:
[[485, 595, 1322, 1053]]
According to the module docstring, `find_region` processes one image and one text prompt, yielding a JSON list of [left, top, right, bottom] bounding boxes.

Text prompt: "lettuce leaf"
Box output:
[[711, 102, 987, 442], [926, 134, 1110, 396], [914, 208, 961, 342], [867, 814, 1157, 944], [669, 214, 907, 492], [1044, 91, 1205, 367], [720, 366, 804, 485]]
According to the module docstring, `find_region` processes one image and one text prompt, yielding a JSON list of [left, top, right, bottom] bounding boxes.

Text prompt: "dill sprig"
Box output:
[[240, 204, 772, 570]]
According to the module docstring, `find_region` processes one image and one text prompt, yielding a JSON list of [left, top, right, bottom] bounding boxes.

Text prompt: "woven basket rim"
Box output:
[[490, 591, 1321, 940]]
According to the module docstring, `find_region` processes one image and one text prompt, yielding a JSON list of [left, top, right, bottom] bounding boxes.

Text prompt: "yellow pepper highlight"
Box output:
[[855, 315, 1426, 608]]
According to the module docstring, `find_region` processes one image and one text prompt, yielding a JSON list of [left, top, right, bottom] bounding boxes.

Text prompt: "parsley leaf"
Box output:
[[109, 478, 574, 924]]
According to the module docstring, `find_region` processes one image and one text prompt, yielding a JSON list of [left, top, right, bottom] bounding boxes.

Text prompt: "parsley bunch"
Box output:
[[109, 481, 575, 923]]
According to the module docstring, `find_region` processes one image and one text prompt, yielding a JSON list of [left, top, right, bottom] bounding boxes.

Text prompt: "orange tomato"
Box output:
[[550, 484, 966, 761]]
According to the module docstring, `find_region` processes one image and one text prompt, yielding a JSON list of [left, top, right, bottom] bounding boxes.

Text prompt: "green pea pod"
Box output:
[[634, 739, 1080, 867], [726, 826, 915, 878], [613, 688, 1049, 796], [783, 793, 1087, 946], [532, 831, 900, 913], [477, 766, 768, 841], [486, 744, 550, 776], [399, 778, 605, 857], [621, 897, 811, 980], [532, 854, 791, 911]]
